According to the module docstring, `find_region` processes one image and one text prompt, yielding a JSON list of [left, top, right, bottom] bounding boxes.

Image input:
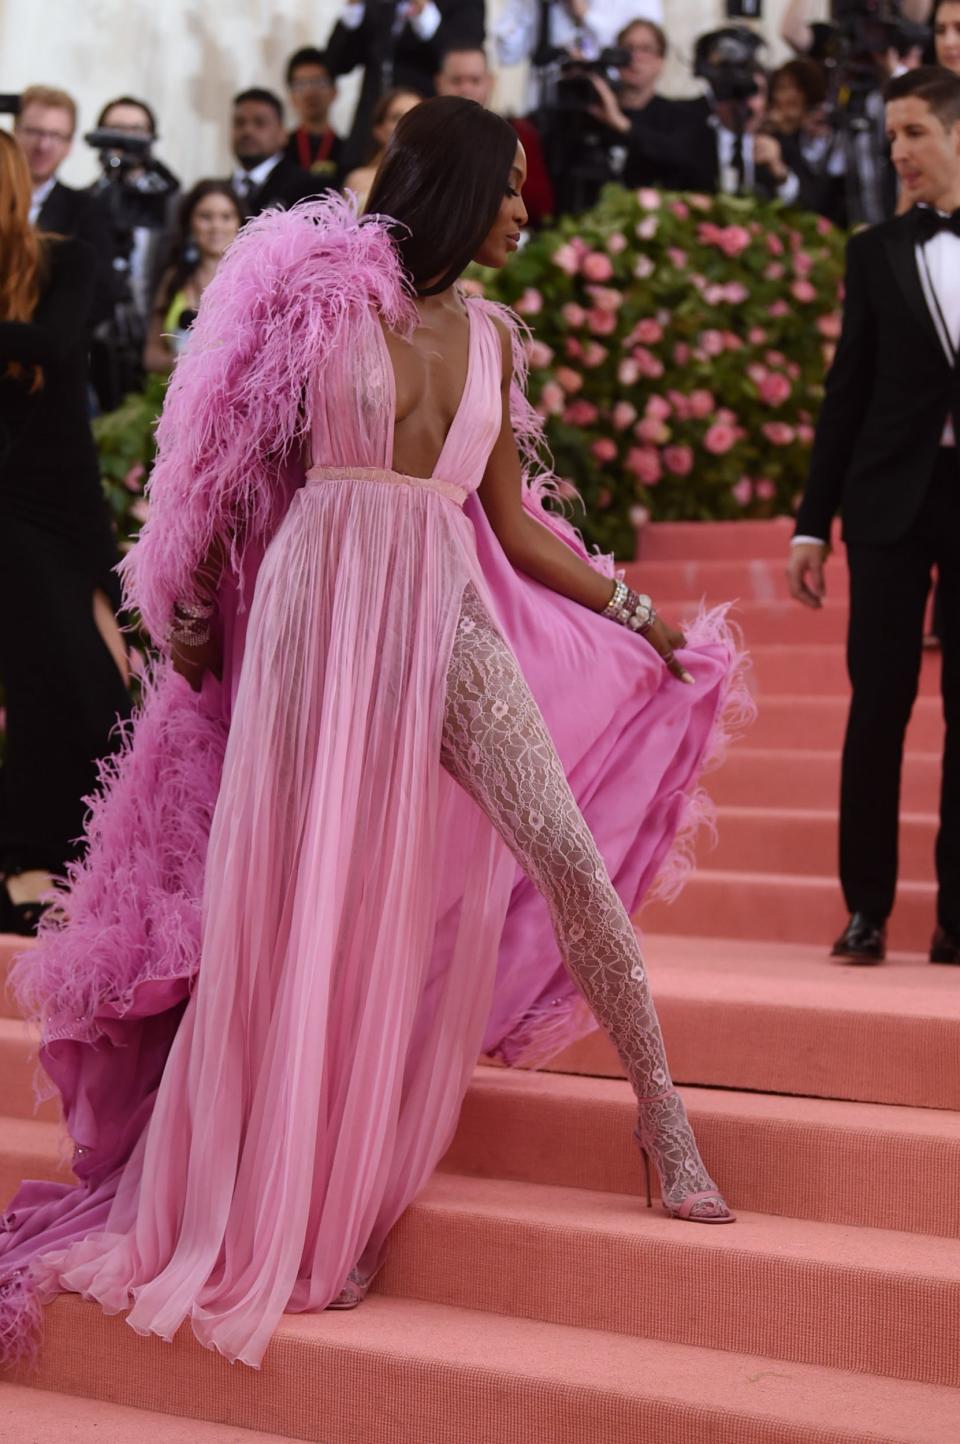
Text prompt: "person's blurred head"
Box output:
[[885, 65, 960, 208], [368, 88, 423, 159], [232, 88, 286, 168], [180, 180, 242, 262], [616, 20, 667, 98], [934, 1, 960, 75], [715, 67, 769, 134], [97, 95, 157, 138], [435, 47, 494, 106], [365, 96, 527, 293], [769, 59, 827, 134], [14, 84, 76, 187], [286, 47, 337, 129]]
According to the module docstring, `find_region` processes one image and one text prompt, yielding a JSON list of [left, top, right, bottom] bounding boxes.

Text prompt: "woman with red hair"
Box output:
[[0, 131, 129, 934]]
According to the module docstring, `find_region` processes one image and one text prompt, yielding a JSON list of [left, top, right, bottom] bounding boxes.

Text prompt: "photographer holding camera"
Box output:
[[494, 0, 661, 68]]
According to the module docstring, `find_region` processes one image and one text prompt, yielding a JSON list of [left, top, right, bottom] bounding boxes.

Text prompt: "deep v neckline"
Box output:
[[378, 300, 476, 480]]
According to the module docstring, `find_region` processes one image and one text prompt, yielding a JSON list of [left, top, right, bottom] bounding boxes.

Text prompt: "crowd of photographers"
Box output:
[[8, 0, 955, 410]]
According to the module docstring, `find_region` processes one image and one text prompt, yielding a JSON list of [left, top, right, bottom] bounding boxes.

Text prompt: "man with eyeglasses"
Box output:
[[284, 47, 343, 187], [14, 84, 112, 323]]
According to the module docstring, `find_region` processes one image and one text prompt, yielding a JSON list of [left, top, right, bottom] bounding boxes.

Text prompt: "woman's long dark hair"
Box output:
[[365, 96, 519, 296], [158, 179, 242, 312]]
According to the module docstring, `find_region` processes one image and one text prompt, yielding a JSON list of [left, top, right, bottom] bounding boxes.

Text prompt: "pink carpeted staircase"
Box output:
[[2, 517, 958, 1442]]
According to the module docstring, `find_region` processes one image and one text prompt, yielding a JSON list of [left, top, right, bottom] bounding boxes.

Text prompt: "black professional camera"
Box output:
[[554, 48, 631, 111], [694, 27, 766, 103]]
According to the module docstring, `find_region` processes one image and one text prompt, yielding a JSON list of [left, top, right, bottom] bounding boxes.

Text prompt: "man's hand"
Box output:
[[754, 133, 788, 183], [586, 74, 631, 135], [787, 541, 828, 609]]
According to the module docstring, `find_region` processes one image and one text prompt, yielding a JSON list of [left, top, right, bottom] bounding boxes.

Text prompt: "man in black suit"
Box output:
[[325, 0, 484, 172], [230, 89, 320, 217], [15, 85, 113, 324], [788, 66, 960, 966]]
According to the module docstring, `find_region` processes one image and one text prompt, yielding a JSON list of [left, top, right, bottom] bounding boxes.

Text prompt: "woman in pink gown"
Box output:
[[0, 98, 748, 1369]]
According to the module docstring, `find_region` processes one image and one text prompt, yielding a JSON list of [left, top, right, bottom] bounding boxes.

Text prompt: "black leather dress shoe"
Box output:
[[831, 913, 887, 964], [930, 926, 960, 965]]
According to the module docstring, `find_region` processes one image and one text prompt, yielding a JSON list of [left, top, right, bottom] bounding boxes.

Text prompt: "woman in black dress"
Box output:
[[0, 131, 130, 933]]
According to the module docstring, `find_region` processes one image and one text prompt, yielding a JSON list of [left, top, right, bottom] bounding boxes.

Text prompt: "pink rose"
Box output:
[[666, 247, 688, 269], [554, 365, 583, 393], [459, 278, 484, 297], [791, 279, 817, 304], [688, 389, 715, 420], [552, 243, 580, 275], [717, 225, 752, 257], [538, 381, 564, 415], [762, 421, 795, 446], [606, 231, 628, 254], [765, 262, 785, 282], [766, 233, 785, 256], [822, 342, 837, 367], [515, 287, 543, 316], [817, 312, 841, 338], [816, 215, 833, 236], [123, 462, 145, 493], [793, 250, 814, 276], [636, 215, 659, 241], [596, 487, 612, 508], [731, 478, 753, 506], [635, 416, 670, 445], [582, 341, 608, 368], [672, 342, 691, 365], [632, 317, 664, 345], [758, 372, 792, 406], [698, 222, 721, 246], [637, 187, 661, 211], [670, 199, 690, 220], [618, 357, 640, 386], [704, 284, 726, 306], [723, 282, 749, 304], [663, 445, 694, 476], [768, 299, 790, 318], [754, 478, 776, 500], [634, 347, 665, 379], [130, 499, 150, 524], [626, 446, 662, 485], [716, 407, 737, 427], [704, 423, 737, 455], [525, 339, 554, 369], [765, 350, 787, 367], [645, 394, 672, 421], [591, 437, 618, 462], [699, 329, 726, 358], [688, 193, 712, 210], [561, 302, 586, 328], [723, 332, 743, 350], [748, 326, 768, 345], [581, 251, 614, 282], [612, 400, 638, 430], [555, 477, 578, 499], [564, 337, 583, 360], [667, 389, 692, 420], [587, 308, 617, 336], [633, 254, 655, 279], [796, 423, 815, 445], [564, 399, 599, 426], [588, 285, 623, 313]]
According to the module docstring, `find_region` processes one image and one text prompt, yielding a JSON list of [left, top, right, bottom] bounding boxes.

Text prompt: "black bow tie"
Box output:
[[913, 205, 960, 241]]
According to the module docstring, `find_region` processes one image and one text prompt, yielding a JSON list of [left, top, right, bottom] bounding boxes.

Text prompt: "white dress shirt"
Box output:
[[494, 0, 662, 67], [29, 176, 57, 227], [232, 152, 285, 200], [714, 122, 800, 206], [339, 0, 442, 42], [795, 217, 960, 546]]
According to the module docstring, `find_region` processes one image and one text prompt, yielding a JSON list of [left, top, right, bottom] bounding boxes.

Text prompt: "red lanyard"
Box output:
[[296, 128, 334, 171]]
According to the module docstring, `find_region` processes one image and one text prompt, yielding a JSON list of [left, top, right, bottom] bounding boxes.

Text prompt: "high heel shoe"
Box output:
[[635, 1090, 736, 1224], [326, 1264, 379, 1310]]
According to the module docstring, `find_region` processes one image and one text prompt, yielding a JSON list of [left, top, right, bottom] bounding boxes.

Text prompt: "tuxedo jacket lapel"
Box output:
[[884, 222, 948, 362]]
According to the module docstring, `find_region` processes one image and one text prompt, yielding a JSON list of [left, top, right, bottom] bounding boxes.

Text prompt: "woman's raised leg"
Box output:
[[441, 587, 732, 1222]]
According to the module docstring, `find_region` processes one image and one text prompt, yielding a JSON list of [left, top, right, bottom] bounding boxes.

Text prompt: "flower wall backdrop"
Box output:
[[469, 185, 847, 558]]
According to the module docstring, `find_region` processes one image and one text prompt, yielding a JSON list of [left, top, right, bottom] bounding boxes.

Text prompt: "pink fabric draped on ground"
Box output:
[[0, 196, 750, 1367]]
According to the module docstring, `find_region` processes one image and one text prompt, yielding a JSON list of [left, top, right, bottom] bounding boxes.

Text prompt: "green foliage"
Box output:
[[93, 372, 168, 552], [470, 185, 846, 557]]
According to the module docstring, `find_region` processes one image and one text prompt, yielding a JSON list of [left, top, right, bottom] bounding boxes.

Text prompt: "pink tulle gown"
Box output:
[[0, 199, 748, 1368]]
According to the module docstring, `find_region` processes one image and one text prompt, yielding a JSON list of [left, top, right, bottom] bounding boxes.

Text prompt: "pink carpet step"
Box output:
[[551, 934, 960, 1110], [707, 805, 936, 881], [749, 644, 939, 698], [0, 1117, 67, 1201], [446, 1070, 960, 1239], [709, 746, 942, 814], [0, 1382, 293, 1443], [636, 518, 818, 563], [642, 867, 937, 952], [625, 557, 801, 604], [381, 1172, 960, 1387], [15, 1292, 960, 1444], [674, 596, 851, 645], [0, 1017, 58, 1120], [747, 694, 943, 751]]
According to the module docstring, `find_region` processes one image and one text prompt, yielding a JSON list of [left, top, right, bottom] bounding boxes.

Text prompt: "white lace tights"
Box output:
[[441, 587, 722, 1212]]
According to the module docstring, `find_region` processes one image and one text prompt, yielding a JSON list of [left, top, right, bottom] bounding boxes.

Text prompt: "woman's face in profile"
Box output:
[[473, 143, 528, 269], [191, 194, 241, 260]]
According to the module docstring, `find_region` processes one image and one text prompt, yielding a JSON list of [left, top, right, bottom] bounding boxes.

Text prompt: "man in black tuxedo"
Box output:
[[325, 0, 484, 172], [788, 66, 960, 966], [230, 89, 320, 217]]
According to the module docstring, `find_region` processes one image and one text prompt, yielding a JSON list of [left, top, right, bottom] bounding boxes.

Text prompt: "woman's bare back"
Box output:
[[381, 295, 472, 479]]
